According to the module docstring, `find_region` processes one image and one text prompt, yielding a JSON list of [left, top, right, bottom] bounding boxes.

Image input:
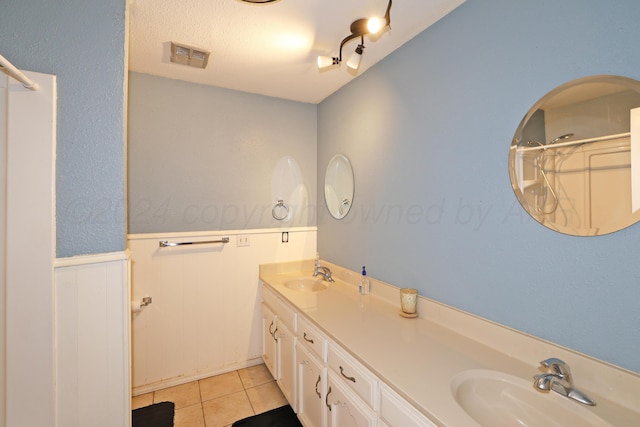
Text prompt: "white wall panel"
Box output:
[[55, 253, 130, 427], [4, 71, 56, 427], [129, 227, 316, 393]]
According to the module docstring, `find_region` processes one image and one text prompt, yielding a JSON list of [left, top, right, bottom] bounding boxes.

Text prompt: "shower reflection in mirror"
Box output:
[[509, 75, 640, 236]]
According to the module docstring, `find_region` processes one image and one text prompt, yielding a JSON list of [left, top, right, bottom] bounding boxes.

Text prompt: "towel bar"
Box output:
[[159, 237, 230, 247]]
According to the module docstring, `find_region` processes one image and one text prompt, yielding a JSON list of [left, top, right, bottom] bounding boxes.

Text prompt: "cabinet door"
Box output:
[[277, 321, 296, 410], [326, 371, 377, 427], [262, 303, 278, 380], [297, 343, 325, 427]]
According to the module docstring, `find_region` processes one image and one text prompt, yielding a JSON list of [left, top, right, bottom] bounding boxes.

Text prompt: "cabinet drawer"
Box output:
[[328, 344, 377, 409], [379, 384, 436, 427], [297, 316, 326, 361], [263, 284, 296, 331]]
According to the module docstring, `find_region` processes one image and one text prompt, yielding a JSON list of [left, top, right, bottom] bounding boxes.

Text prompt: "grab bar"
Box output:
[[159, 237, 230, 247]]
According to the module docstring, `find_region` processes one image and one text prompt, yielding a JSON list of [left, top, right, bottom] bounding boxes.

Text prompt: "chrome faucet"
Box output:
[[533, 358, 596, 406], [313, 264, 334, 282]]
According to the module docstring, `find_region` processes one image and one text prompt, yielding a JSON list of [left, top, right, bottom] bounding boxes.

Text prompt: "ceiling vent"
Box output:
[[170, 42, 210, 69]]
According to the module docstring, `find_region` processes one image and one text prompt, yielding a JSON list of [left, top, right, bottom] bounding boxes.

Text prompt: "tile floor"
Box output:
[[132, 364, 288, 427]]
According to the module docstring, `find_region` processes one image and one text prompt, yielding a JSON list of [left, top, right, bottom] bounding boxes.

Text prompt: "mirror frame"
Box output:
[[509, 75, 640, 236], [324, 154, 354, 219]]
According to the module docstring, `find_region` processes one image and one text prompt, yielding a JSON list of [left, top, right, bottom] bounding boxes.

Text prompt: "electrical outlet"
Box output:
[[237, 235, 250, 247], [282, 232, 289, 243]]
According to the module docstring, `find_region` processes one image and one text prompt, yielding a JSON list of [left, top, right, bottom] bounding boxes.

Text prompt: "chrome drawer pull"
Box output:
[[339, 366, 356, 383], [303, 332, 314, 344]]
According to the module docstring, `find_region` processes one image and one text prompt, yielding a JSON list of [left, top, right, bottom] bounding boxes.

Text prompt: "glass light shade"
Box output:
[[346, 50, 363, 70], [367, 17, 384, 34], [317, 55, 337, 70]]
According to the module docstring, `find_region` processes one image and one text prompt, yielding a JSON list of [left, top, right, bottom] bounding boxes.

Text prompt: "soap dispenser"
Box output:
[[359, 266, 370, 295]]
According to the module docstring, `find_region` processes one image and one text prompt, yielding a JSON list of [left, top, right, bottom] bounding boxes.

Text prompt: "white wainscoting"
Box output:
[[128, 227, 317, 394], [54, 252, 131, 427]]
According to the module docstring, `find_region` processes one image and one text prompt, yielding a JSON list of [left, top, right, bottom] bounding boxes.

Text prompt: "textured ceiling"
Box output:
[[128, 0, 465, 104]]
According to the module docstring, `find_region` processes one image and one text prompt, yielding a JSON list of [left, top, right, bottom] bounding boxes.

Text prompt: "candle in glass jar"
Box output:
[[400, 288, 418, 314]]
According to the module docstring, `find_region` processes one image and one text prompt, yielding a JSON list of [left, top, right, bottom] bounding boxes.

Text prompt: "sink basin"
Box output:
[[284, 278, 328, 292], [451, 369, 610, 427]]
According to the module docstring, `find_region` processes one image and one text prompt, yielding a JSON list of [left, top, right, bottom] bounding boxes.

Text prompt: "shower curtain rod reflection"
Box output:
[[516, 132, 630, 152], [0, 53, 39, 90]]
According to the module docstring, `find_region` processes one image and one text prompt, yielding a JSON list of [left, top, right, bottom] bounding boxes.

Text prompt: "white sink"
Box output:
[[450, 369, 610, 427], [283, 278, 328, 292]]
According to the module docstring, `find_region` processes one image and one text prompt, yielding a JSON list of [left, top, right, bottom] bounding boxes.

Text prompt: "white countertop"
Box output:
[[260, 260, 640, 427]]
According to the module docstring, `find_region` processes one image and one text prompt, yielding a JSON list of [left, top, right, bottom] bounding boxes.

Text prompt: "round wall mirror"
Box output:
[[509, 75, 640, 236], [324, 154, 354, 219]]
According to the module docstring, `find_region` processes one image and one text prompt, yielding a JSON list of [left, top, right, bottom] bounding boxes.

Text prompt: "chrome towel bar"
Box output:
[[159, 237, 230, 247]]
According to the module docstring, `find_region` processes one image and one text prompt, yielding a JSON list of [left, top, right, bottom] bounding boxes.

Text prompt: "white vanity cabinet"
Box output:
[[261, 287, 297, 409], [379, 384, 437, 427], [297, 342, 326, 427], [261, 281, 438, 427], [326, 370, 377, 427], [261, 302, 278, 379], [325, 343, 378, 427], [277, 320, 296, 407]]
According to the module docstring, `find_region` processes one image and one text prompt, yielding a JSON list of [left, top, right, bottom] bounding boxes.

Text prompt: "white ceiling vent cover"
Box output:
[[170, 42, 210, 69]]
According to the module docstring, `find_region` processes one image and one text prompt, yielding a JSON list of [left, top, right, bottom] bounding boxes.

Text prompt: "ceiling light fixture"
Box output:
[[317, 0, 392, 72]]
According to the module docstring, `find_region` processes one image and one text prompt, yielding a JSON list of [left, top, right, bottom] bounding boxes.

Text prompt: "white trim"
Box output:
[[54, 250, 129, 268], [127, 226, 317, 240], [132, 357, 264, 396]]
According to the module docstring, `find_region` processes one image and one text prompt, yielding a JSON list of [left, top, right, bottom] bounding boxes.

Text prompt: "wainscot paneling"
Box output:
[[128, 227, 317, 394], [54, 252, 131, 427]]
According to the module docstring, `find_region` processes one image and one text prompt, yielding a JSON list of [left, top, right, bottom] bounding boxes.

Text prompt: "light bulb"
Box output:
[[367, 17, 384, 34]]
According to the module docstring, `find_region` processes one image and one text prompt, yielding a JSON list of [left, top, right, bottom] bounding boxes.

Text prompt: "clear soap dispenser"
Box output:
[[359, 266, 370, 295]]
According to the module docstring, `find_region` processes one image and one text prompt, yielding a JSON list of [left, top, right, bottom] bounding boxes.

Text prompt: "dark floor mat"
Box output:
[[132, 401, 175, 427], [232, 405, 302, 427]]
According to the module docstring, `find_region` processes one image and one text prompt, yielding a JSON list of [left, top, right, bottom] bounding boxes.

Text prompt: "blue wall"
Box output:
[[128, 72, 317, 234], [318, 0, 640, 373], [0, 0, 126, 258]]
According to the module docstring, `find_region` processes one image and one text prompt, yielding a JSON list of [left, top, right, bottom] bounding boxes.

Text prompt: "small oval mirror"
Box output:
[[509, 75, 640, 235], [324, 154, 354, 219]]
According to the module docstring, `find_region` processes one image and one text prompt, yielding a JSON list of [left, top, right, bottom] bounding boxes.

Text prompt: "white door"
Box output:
[[297, 343, 325, 427], [277, 321, 296, 410], [262, 303, 279, 379]]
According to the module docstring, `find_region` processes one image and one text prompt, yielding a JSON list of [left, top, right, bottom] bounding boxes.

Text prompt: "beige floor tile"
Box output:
[[174, 403, 205, 427], [199, 371, 244, 402], [154, 381, 201, 409], [245, 381, 288, 414], [238, 364, 274, 389], [132, 392, 154, 410], [202, 391, 254, 427]]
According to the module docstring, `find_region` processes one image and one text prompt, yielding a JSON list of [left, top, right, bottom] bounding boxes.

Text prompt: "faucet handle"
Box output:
[[540, 358, 572, 379]]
